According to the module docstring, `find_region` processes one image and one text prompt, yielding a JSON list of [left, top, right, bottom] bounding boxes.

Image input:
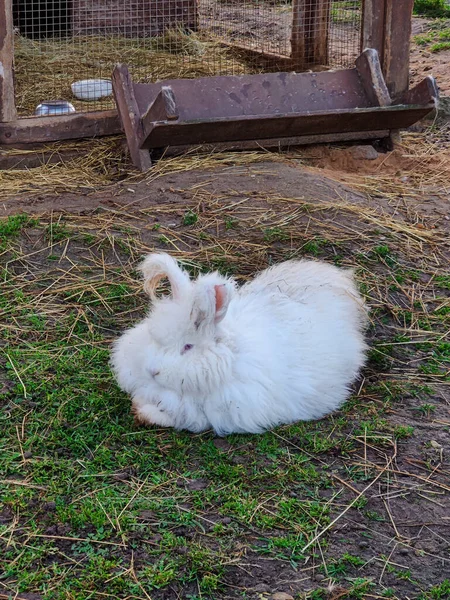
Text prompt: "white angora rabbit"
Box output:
[[110, 253, 368, 435]]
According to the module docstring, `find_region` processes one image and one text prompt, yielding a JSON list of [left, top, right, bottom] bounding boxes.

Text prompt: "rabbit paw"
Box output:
[[132, 400, 176, 428]]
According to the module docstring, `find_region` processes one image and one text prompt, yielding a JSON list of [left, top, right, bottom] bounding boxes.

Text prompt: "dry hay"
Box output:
[[13, 29, 253, 116], [2, 172, 448, 373], [1, 124, 450, 208], [0, 139, 289, 201], [322, 132, 450, 199]]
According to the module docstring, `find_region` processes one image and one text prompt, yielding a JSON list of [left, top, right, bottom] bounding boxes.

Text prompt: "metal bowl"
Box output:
[[35, 100, 76, 117]]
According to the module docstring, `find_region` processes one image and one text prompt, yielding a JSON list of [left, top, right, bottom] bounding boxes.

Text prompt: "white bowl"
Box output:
[[71, 79, 113, 101]]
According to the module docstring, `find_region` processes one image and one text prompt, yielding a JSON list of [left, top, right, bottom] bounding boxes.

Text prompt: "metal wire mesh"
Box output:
[[329, 0, 362, 66], [12, 0, 363, 117]]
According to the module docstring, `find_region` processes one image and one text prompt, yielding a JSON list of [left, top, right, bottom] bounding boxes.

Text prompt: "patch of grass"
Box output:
[[414, 22, 450, 51], [430, 40, 450, 51], [183, 210, 199, 226], [302, 237, 327, 256], [419, 579, 450, 599], [414, 403, 436, 417], [224, 216, 238, 230], [0, 214, 38, 246], [330, 6, 359, 24], [325, 553, 366, 578], [263, 226, 289, 243], [45, 221, 70, 243], [158, 234, 171, 245], [413, 0, 450, 18], [394, 425, 415, 439]]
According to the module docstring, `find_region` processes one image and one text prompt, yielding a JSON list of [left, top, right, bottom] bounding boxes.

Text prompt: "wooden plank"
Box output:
[[383, 0, 414, 100], [160, 130, 391, 157], [313, 0, 331, 66], [111, 64, 151, 172], [142, 105, 434, 149], [291, 0, 331, 69], [0, 0, 17, 122], [0, 110, 121, 145], [72, 0, 198, 37], [355, 48, 391, 107], [400, 76, 439, 107], [361, 0, 386, 61], [134, 70, 371, 126]]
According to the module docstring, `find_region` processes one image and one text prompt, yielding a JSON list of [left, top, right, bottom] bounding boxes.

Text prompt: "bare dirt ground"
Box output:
[[411, 17, 450, 96]]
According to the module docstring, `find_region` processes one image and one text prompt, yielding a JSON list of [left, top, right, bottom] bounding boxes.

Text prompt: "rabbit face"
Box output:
[[140, 279, 235, 398]]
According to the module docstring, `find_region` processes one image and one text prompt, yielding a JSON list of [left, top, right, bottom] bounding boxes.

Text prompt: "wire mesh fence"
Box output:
[[12, 0, 363, 117]]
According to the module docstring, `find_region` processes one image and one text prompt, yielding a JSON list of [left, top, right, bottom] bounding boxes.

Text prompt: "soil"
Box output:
[[1, 142, 448, 217], [411, 18, 450, 97], [200, 1, 361, 68]]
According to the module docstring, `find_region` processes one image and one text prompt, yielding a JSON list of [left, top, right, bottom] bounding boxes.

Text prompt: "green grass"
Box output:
[[263, 226, 289, 243], [414, 22, 450, 52], [0, 197, 448, 599], [418, 580, 450, 599], [182, 210, 199, 226], [414, 0, 450, 18], [0, 214, 38, 249]]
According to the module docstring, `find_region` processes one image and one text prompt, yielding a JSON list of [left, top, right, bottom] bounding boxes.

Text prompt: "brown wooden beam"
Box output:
[[361, 0, 414, 101], [161, 130, 391, 157], [383, 0, 414, 100], [0, 0, 17, 122], [0, 110, 121, 145], [361, 0, 387, 63], [291, 0, 331, 69], [111, 64, 152, 172]]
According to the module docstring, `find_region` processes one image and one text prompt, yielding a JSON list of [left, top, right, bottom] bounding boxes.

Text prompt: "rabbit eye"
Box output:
[[182, 343, 193, 354]]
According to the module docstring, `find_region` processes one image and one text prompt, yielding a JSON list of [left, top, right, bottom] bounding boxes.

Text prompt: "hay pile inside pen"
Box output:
[[13, 29, 253, 116]]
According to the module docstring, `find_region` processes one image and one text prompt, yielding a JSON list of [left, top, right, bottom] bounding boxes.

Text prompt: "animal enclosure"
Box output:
[[9, 0, 362, 116], [0, 0, 415, 144]]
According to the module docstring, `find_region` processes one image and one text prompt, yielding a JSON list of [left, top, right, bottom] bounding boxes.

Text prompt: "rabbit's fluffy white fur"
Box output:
[[110, 253, 368, 435]]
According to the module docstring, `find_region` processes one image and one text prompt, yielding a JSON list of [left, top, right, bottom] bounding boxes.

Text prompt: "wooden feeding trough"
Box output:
[[112, 48, 438, 171], [0, 0, 433, 159]]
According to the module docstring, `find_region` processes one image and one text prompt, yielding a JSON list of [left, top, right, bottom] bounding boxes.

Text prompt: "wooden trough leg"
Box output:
[[112, 64, 152, 172]]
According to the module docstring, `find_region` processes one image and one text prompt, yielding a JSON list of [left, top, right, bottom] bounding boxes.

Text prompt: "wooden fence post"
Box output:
[[361, 0, 386, 63], [0, 0, 17, 122], [361, 0, 414, 100], [291, 0, 331, 70], [383, 0, 414, 100]]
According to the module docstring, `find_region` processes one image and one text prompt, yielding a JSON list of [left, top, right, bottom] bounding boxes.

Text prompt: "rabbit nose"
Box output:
[[150, 369, 160, 378]]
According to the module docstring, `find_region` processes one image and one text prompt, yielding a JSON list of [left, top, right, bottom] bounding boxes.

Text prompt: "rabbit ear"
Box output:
[[138, 253, 191, 300], [214, 284, 231, 323], [191, 275, 234, 329]]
